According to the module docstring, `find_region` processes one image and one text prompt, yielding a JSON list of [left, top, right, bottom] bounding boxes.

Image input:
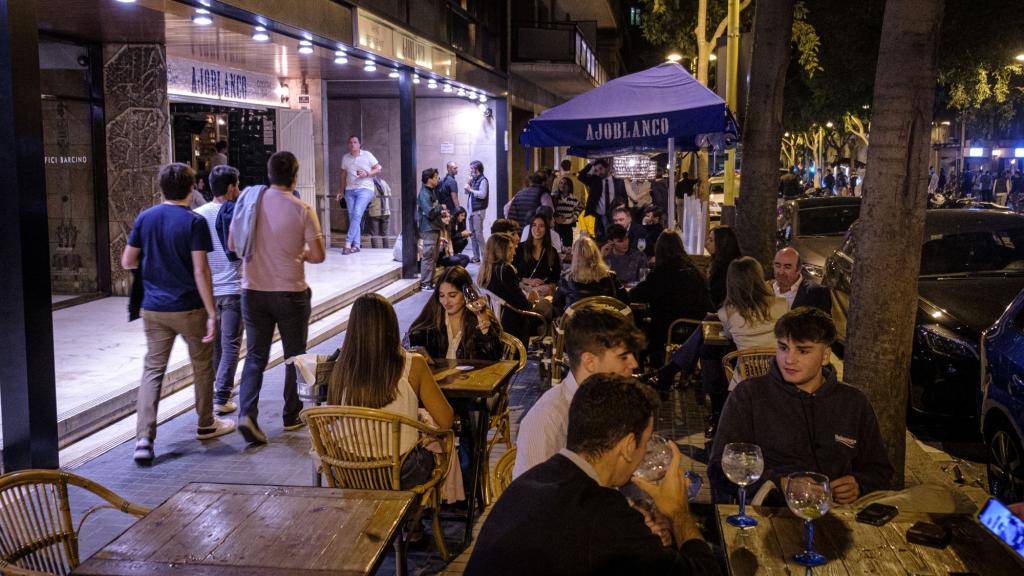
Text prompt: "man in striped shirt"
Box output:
[[194, 166, 243, 415]]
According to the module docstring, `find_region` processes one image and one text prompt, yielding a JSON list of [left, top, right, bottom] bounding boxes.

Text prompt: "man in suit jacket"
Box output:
[[772, 247, 831, 313], [578, 159, 628, 242], [467, 374, 720, 576]]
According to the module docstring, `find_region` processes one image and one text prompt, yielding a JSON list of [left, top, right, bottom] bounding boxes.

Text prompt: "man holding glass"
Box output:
[[467, 375, 719, 575], [708, 307, 893, 506]]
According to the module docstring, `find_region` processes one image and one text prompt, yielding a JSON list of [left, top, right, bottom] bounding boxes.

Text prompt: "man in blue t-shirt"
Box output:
[[121, 163, 236, 464]]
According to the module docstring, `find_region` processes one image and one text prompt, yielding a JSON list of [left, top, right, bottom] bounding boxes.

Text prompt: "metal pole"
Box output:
[[668, 137, 677, 230], [723, 0, 740, 220], [399, 70, 418, 279]]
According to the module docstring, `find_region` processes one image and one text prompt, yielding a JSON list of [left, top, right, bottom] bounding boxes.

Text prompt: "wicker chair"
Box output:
[[664, 318, 702, 361], [482, 333, 527, 504], [491, 448, 517, 501], [480, 289, 551, 379], [0, 469, 150, 575], [550, 296, 633, 385], [721, 347, 777, 385], [299, 406, 455, 561]]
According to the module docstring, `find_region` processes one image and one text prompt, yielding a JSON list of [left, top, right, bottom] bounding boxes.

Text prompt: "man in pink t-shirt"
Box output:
[[230, 151, 326, 444]]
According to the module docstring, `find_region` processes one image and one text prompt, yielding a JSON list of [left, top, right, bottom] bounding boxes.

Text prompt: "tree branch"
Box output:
[[709, 0, 752, 48]]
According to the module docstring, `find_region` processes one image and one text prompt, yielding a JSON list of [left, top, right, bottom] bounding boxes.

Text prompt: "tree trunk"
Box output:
[[843, 0, 944, 488], [734, 0, 796, 268]]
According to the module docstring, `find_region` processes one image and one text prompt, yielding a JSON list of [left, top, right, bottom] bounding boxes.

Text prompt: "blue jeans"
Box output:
[[213, 294, 243, 405], [344, 187, 375, 247], [239, 288, 312, 425]]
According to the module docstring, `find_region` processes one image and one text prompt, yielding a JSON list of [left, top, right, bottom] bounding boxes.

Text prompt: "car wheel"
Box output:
[[987, 423, 1024, 503]]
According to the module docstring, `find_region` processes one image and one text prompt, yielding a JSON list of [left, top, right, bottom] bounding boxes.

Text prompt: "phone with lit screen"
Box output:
[[977, 498, 1024, 559]]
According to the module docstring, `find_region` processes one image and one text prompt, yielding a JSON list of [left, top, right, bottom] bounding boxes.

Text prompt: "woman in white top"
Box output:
[[718, 256, 790, 389], [327, 293, 454, 488]]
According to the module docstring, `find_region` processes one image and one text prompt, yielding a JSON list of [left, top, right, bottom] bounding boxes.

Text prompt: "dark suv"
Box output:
[[824, 210, 1024, 418]]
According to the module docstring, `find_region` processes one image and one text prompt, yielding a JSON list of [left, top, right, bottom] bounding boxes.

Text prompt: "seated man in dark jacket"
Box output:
[[708, 307, 894, 506], [467, 374, 720, 576], [771, 247, 831, 313]]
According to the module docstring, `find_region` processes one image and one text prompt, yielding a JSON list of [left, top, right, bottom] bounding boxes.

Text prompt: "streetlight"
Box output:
[[708, 53, 718, 61], [825, 121, 834, 128], [666, 53, 683, 63], [1016, 53, 1024, 62]]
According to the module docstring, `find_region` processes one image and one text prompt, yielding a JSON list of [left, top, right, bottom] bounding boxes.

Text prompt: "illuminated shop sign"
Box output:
[[167, 57, 280, 107]]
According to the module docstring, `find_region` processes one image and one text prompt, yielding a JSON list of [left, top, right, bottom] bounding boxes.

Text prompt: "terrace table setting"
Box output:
[[72, 483, 415, 576], [716, 504, 1024, 575]]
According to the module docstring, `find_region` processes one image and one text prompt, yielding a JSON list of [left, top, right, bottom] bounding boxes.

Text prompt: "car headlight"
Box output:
[[918, 323, 978, 359], [802, 263, 824, 280]]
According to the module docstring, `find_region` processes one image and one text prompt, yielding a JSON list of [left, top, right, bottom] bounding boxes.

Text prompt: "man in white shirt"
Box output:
[[771, 247, 831, 313], [336, 135, 381, 254], [513, 306, 644, 478]]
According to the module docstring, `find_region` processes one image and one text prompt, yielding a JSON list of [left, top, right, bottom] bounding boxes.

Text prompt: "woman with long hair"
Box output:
[[408, 266, 502, 360], [706, 225, 742, 308], [327, 293, 454, 488], [552, 236, 627, 313], [552, 176, 581, 246], [630, 230, 712, 365], [479, 233, 551, 343], [514, 211, 561, 298]]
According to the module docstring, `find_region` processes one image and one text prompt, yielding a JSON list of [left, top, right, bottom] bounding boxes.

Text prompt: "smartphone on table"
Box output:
[[856, 503, 899, 526], [977, 498, 1024, 559]]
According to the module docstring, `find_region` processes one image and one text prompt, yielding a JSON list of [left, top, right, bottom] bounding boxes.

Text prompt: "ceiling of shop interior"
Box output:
[[34, 0, 442, 91]]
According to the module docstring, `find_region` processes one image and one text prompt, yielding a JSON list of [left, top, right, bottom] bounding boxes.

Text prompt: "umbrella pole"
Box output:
[[668, 137, 677, 231]]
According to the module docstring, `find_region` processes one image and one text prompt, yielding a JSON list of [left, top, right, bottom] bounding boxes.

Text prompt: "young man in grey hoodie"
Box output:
[[708, 307, 894, 506]]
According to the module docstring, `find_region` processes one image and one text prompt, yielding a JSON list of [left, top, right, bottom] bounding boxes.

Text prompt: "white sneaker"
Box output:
[[196, 416, 236, 440], [133, 438, 154, 464], [214, 400, 237, 415]]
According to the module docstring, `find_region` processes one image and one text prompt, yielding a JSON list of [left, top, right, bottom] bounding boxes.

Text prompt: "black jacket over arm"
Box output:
[[465, 454, 720, 576], [406, 322, 502, 361], [631, 265, 712, 353], [708, 362, 894, 503], [552, 273, 628, 314]]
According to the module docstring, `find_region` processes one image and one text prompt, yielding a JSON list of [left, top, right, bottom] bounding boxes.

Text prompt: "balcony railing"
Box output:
[[512, 20, 608, 86]]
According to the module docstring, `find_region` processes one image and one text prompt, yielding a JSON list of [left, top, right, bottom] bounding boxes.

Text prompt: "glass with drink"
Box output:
[[463, 283, 487, 313], [784, 472, 831, 567], [722, 442, 764, 527], [632, 434, 702, 502]]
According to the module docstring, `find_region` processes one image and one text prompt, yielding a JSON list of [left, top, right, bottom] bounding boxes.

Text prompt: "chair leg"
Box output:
[[430, 488, 450, 562], [393, 527, 408, 576]]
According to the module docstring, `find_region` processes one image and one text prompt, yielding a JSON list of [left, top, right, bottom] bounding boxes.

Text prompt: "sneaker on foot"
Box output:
[[214, 400, 237, 415], [342, 247, 353, 255], [237, 415, 268, 445], [133, 438, 154, 464], [283, 418, 306, 432], [196, 416, 236, 440]]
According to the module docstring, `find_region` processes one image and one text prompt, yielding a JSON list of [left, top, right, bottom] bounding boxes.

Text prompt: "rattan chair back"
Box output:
[[722, 347, 778, 384]]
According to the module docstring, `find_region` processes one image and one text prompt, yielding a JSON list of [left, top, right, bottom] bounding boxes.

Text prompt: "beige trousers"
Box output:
[[137, 309, 214, 440]]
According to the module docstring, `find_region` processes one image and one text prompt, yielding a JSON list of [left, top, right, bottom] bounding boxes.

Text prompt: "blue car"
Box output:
[[980, 288, 1024, 502]]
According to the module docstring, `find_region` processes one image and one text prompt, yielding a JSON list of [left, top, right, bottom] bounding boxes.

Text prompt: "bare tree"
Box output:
[[735, 0, 797, 267], [843, 0, 944, 486]]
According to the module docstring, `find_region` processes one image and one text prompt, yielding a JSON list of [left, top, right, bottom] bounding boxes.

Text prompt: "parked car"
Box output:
[[980, 287, 1024, 502], [824, 209, 1024, 418], [707, 174, 739, 221], [777, 196, 861, 280]]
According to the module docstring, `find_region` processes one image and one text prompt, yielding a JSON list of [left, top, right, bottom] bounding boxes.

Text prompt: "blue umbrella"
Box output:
[[519, 62, 739, 157]]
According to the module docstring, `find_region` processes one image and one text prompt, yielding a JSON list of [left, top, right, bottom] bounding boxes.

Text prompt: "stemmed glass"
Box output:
[[463, 283, 486, 313], [633, 434, 702, 502], [722, 443, 764, 528], [637, 237, 647, 253], [784, 472, 831, 567]]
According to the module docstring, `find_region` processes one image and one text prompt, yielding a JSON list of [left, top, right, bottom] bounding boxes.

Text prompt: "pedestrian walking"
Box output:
[[465, 160, 489, 263], [232, 151, 326, 445], [336, 135, 381, 254], [194, 165, 243, 416], [418, 167, 444, 290], [121, 163, 235, 464]]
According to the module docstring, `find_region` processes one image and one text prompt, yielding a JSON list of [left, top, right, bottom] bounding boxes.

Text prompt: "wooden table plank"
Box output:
[[431, 359, 517, 398], [717, 507, 790, 575], [75, 484, 415, 576], [702, 320, 730, 347]]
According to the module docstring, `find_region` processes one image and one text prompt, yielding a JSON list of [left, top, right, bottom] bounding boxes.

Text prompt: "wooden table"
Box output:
[[432, 358, 517, 546], [73, 483, 415, 576], [702, 319, 730, 346], [716, 505, 1024, 575]]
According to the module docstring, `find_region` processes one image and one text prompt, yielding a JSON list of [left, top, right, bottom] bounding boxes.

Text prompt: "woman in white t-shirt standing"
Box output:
[[336, 135, 382, 254]]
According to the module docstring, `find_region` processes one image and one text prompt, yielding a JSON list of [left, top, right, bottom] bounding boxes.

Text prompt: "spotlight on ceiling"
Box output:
[[192, 8, 213, 25], [298, 40, 314, 55], [252, 26, 270, 42], [334, 50, 348, 64]]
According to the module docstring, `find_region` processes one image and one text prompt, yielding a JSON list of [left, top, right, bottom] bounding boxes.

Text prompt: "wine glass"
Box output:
[[722, 443, 764, 528], [637, 237, 647, 253], [463, 283, 486, 313], [632, 434, 703, 502], [784, 472, 831, 567]]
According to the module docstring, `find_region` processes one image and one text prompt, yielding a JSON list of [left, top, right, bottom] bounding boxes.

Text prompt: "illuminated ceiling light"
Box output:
[[666, 53, 683, 63], [457, 87, 466, 96], [114, 0, 136, 3], [427, 80, 438, 89], [413, 74, 421, 84], [443, 83, 453, 93], [364, 57, 376, 72], [334, 50, 348, 64], [479, 95, 487, 103], [192, 8, 213, 25], [708, 53, 718, 61], [940, 121, 951, 126], [388, 70, 399, 78], [468, 92, 478, 100], [298, 40, 314, 55], [252, 26, 270, 42], [197, 0, 211, 5], [478, 103, 487, 112]]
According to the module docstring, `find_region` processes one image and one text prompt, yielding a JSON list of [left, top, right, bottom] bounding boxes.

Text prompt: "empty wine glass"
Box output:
[[463, 283, 486, 313], [784, 472, 831, 567], [722, 443, 764, 528], [633, 434, 702, 502]]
